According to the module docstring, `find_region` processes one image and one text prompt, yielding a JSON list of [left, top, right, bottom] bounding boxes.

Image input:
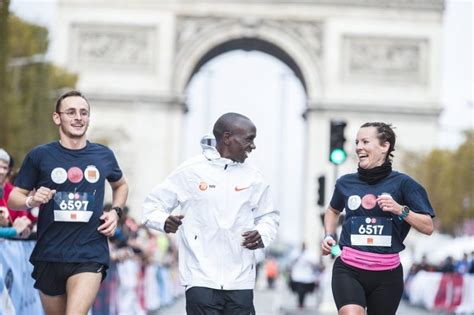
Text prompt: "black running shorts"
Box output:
[[32, 261, 106, 296], [185, 286, 255, 315]]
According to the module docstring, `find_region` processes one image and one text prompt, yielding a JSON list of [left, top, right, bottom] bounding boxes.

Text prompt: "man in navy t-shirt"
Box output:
[[9, 90, 128, 315]]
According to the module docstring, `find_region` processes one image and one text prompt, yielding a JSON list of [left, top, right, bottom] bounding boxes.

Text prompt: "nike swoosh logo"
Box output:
[[235, 186, 250, 192]]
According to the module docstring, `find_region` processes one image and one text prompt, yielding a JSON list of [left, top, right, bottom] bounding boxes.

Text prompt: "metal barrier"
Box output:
[[406, 270, 474, 314]]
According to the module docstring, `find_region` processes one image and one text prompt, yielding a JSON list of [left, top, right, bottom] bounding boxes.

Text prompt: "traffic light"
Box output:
[[317, 175, 325, 206], [329, 120, 347, 165]]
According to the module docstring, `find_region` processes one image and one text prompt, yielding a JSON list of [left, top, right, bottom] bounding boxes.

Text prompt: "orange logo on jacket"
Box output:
[[199, 182, 208, 191], [235, 186, 250, 192]]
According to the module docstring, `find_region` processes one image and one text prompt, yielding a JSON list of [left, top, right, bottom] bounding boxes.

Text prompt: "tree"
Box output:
[[402, 131, 474, 235], [0, 0, 10, 145], [0, 9, 77, 166]]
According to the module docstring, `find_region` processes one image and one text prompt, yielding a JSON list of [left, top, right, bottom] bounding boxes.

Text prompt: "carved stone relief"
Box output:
[[70, 24, 157, 71], [175, 15, 323, 59], [265, 20, 323, 57], [342, 35, 428, 84], [176, 16, 233, 48]]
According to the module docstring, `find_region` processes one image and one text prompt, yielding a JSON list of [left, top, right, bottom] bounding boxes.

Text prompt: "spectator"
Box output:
[[265, 256, 278, 289], [414, 254, 436, 273], [0, 208, 32, 239], [455, 253, 470, 274], [0, 148, 13, 212], [440, 256, 455, 273], [0, 148, 32, 239], [469, 251, 474, 274], [5, 154, 38, 226], [289, 242, 320, 309]]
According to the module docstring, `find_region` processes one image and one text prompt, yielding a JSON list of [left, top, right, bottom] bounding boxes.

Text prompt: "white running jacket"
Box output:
[[142, 145, 279, 290]]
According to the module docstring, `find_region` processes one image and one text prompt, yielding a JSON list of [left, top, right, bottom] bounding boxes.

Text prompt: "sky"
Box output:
[[9, 0, 474, 244], [439, 0, 474, 147]]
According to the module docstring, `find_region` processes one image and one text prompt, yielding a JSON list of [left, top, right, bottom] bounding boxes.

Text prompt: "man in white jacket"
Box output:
[[142, 112, 279, 314]]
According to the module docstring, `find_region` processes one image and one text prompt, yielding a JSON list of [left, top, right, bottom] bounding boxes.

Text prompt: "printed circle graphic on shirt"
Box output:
[[67, 167, 83, 183], [51, 167, 67, 184], [199, 181, 208, 191], [361, 194, 377, 209], [348, 195, 362, 210], [84, 165, 100, 183], [365, 217, 371, 224], [68, 193, 75, 199]]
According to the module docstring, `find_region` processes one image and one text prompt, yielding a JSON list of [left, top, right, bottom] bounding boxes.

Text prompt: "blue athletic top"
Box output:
[[330, 171, 434, 254], [14, 141, 123, 266]]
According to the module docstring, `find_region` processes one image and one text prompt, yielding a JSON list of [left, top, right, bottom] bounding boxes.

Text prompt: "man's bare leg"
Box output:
[[39, 291, 67, 315], [65, 272, 102, 315]]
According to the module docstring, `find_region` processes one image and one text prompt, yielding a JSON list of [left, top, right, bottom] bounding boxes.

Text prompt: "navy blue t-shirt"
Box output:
[[330, 171, 434, 254], [15, 141, 123, 266]]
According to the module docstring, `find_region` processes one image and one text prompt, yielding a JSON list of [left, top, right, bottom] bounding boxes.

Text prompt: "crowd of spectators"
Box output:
[[408, 253, 474, 276], [92, 204, 182, 315]]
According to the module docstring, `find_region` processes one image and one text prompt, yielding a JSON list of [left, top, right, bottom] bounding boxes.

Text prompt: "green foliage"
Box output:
[[0, 1, 10, 149], [402, 131, 474, 235], [0, 10, 77, 167], [9, 15, 49, 56]]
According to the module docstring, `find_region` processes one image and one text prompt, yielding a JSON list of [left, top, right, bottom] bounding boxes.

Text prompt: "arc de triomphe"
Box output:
[[55, 0, 444, 249]]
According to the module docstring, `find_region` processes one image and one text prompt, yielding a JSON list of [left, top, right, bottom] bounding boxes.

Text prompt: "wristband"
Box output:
[[25, 196, 34, 209], [324, 233, 336, 242], [331, 244, 341, 256]]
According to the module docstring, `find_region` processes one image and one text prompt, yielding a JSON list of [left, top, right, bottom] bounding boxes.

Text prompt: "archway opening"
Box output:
[[187, 37, 307, 92], [183, 48, 307, 246]]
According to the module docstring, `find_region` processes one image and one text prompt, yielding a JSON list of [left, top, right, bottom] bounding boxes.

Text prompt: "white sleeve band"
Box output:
[[324, 235, 336, 243], [25, 196, 34, 209]]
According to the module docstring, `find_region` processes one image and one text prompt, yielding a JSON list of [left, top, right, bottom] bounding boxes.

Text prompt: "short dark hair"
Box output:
[[55, 90, 89, 113], [360, 122, 397, 162], [213, 112, 250, 142]]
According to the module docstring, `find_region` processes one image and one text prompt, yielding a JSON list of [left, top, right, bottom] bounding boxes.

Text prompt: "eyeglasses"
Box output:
[[57, 109, 90, 119]]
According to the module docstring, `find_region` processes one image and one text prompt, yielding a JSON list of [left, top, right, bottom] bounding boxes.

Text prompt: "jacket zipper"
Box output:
[[220, 163, 229, 289]]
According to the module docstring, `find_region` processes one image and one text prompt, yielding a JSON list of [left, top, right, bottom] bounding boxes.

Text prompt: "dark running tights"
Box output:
[[332, 257, 404, 315]]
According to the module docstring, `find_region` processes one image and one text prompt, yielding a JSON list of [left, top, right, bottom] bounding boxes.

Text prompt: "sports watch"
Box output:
[[111, 206, 123, 219], [398, 205, 410, 220]]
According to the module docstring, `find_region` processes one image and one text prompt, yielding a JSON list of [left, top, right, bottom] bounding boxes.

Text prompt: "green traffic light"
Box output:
[[330, 148, 347, 165]]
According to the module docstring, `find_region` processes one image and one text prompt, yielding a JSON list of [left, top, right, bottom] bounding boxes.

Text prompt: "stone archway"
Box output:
[[173, 16, 323, 100]]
